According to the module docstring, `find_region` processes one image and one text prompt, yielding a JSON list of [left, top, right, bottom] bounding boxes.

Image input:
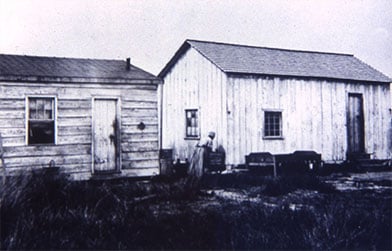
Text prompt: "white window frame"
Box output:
[[185, 108, 200, 139], [25, 95, 57, 145]]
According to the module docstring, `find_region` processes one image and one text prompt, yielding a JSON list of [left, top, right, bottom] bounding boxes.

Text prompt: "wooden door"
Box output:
[[93, 99, 119, 173], [347, 93, 365, 153]]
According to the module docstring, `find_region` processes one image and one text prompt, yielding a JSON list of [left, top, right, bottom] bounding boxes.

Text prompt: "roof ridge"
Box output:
[[186, 39, 354, 57], [0, 53, 124, 62]]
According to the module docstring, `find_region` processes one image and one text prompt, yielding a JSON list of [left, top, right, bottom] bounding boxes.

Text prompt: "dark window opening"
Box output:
[[264, 111, 282, 138]]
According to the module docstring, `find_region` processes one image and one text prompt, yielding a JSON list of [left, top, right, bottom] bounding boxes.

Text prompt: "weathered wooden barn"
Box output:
[[159, 39, 392, 167], [0, 54, 162, 179]]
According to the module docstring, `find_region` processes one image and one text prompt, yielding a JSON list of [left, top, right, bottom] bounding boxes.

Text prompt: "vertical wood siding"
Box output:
[[162, 47, 227, 161], [162, 50, 391, 166], [0, 82, 159, 179], [226, 76, 391, 164]]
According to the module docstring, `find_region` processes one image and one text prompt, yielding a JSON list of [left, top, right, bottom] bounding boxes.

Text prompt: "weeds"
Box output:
[[1, 171, 391, 250]]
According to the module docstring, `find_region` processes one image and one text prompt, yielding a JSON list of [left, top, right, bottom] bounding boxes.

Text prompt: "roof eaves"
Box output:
[[186, 40, 226, 73], [131, 64, 160, 80], [225, 71, 392, 84], [352, 56, 392, 83], [0, 74, 162, 85], [158, 41, 191, 78]]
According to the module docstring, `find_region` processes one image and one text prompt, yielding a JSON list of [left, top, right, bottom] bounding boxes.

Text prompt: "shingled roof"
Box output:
[[159, 39, 391, 83], [0, 54, 160, 83]]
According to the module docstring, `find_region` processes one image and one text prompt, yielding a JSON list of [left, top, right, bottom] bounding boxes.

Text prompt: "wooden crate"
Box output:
[[207, 152, 225, 172]]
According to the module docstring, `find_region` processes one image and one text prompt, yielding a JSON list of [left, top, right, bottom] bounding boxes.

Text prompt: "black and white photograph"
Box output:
[[0, 0, 391, 249]]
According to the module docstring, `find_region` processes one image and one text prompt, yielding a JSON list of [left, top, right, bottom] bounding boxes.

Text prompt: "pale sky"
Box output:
[[0, 0, 391, 77]]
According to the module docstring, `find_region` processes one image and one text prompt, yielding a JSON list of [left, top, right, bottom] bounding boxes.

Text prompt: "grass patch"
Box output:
[[1, 171, 391, 249]]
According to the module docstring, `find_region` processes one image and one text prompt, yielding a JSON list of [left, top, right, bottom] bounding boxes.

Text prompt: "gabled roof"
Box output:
[[159, 39, 391, 83], [0, 54, 161, 83]]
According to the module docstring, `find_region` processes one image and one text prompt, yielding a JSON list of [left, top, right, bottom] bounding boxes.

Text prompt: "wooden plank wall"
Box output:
[[161, 47, 391, 166], [0, 82, 159, 179], [226, 76, 391, 164], [161, 47, 227, 161]]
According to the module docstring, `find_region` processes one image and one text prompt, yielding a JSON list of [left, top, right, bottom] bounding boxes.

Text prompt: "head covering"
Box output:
[[208, 131, 216, 138]]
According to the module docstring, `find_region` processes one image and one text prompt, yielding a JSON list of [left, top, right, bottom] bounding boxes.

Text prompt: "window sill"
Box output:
[[184, 137, 200, 140], [27, 143, 57, 147], [263, 136, 284, 140]]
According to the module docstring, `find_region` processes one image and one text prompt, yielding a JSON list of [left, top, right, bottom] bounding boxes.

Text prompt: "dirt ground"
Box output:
[[148, 170, 392, 218], [323, 171, 392, 190], [185, 170, 392, 214]]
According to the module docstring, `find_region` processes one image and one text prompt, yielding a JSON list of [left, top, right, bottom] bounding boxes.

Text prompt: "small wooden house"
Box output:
[[0, 54, 162, 179], [159, 40, 391, 167]]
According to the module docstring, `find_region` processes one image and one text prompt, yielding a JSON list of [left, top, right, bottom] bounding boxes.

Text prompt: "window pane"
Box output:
[[29, 98, 54, 120], [28, 121, 55, 144], [37, 99, 44, 119], [264, 111, 282, 137], [44, 99, 53, 119], [185, 109, 199, 137], [29, 99, 37, 119], [28, 97, 55, 144]]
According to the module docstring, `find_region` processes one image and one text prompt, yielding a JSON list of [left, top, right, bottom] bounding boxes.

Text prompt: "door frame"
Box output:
[[91, 96, 122, 174], [346, 92, 365, 154]]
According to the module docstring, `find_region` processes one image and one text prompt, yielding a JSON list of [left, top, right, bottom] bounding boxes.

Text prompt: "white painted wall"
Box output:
[[161, 47, 227, 161], [162, 48, 392, 166], [0, 81, 160, 179], [226, 76, 391, 164]]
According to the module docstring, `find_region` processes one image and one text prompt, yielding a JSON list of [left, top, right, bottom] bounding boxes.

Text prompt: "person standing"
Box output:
[[186, 131, 216, 186]]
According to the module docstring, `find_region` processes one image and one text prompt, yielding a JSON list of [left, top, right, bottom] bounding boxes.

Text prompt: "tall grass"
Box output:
[[0, 172, 194, 249], [1, 171, 391, 249]]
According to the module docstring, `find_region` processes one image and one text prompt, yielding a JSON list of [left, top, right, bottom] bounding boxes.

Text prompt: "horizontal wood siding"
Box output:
[[162, 47, 227, 161], [0, 82, 159, 179], [226, 76, 391, 164]]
